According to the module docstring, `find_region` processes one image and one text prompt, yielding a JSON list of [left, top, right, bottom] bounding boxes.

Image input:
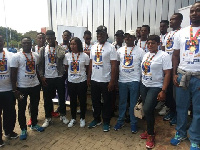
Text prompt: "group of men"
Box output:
[[0, 1, 200, 149]]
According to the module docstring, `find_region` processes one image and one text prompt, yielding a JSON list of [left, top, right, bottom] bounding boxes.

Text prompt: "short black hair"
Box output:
[[173, 13, 183, 21], [142, 25, 150, 33], [46, 30, 55, 36], [63, 30, 72, 36], [37, 32, 45, 36], [160, 20, 169, 26], [147, 35, 160, 43], [21, 37, 32, 42], [84, 30, 92, 36], [69, 37, 83, 52]]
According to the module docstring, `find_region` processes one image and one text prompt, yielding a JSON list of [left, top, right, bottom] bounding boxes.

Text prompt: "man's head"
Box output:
[[140, 25, 150, 38], [160, 20, 169, 35], [62, 30, 72, 42], [46, 30, 56, 47], [96, 25, 108, 44], [124, 30, 136, 46], [36, 32, 45, 47], [115, 30, 124, 45], [190, 2, 200, 26], [83, 30, 92, 45], [170, 13, 183, 29], [21, 37, 32, 53], [136, 27, 141, 38], [0, 36, 4, 52]]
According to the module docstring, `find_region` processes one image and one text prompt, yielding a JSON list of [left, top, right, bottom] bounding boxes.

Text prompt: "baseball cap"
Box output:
[[96, 25, 107, 33], [115, 30, 124, 36]]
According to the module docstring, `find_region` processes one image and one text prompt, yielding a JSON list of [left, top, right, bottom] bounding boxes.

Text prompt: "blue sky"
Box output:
[[0, 0, 49, 33]]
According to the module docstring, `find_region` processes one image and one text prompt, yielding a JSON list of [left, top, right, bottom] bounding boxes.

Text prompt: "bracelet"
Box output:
[[161, 90, 166, 93]]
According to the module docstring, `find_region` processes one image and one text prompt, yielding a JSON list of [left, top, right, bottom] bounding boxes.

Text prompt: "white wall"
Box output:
[[47, 0, 198, 42]]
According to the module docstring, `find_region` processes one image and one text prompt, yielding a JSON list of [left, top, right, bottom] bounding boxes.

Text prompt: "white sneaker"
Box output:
[[68, 119, 76, 127], [60, 116, 69, 124], [42, 118, 52, 128], [155, 101, 165, 110], [158, 105, 170, 115], [80, 118, 85, 127]]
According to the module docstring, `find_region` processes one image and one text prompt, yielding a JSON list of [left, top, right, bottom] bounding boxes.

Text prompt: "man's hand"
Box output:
[[173, 74, 179, 87], [108, 81, 115, 92], [13, 90, 24, 100], [157, 91, 166, 101], [41, 77, 48, 86]]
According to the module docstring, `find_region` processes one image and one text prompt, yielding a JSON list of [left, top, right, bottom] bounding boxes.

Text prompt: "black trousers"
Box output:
[[0, 91, 16, 139], [91, 80, 112, 124], [68, 81, 87, 119], [18, 85, 40, 130], [43, 77, 66, 118], [165, 80, 176, 113]]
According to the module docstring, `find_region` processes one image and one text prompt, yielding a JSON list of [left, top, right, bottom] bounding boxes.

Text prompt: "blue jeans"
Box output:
[[117, 81, 140, 125], [140, 83, 161, 135], [175, 74, 200, 144]]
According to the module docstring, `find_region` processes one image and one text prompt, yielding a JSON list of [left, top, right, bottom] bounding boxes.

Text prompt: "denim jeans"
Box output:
[[117, 81, 140, 125], [175, 74, 200, 144], [140, 83, 161, 135]]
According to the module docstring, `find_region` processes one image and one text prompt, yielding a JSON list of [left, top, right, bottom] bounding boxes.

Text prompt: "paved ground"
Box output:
[[1, 92, 190, 150]]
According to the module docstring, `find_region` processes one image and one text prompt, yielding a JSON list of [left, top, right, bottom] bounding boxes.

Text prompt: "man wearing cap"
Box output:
[[137, 25, 150, 53], [87, 25, 117, 132], [112, 30, 125, 50], [114, 30, 145, 133]]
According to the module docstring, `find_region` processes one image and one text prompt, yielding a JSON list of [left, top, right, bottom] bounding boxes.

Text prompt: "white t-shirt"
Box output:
[[0, 50, 13, 92], [136, 39, 149, 53], [117, 46, 145, 82], [159, 33, 168, 50], [141, 50, 172, 88], [35, 45, 43, 54], [44, 46, 61, 78], [10, 51, 40, 88], [173, 26, 200, 72], [60, 44, 69, 53], [82, 42, 93, 51], [63, 52, 90, 83], [90, 42, 117, 82], [163, 30, 179, 57], [112, 42, 126, 50]]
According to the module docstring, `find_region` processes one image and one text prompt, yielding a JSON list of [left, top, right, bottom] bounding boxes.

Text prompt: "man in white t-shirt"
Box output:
[[160, 13, 183, 124], [82, 30, 93, 56], [170, 2, 200, 149], [112, 30, 125, 50], [159, 20, 169, 50], [136, 25, 150, 53], [38, 30, 68, 128], [0, 36, 18, 147], [87, 25, 117, 132], [10, 37, 44, 140], [114, 30, 145, 133], [60, 30, 72, 53]]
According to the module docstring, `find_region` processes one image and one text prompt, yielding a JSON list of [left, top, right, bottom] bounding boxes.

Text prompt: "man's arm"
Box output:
[[11, 67, 22, 100], [87, 59, 92, 86], [108, 60, 117, 91], [172, 49, 180, 87]]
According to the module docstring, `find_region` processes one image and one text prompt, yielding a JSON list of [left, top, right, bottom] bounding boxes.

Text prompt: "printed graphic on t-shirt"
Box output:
[[142, 62, 152, 80], [94, 52, 103, 64], [185, 39, 200, 54], [25, 60, 35, 74], [0, 59, 8, 73], [122, 56, 134, 73], [70, 61, 80, 74], [166, 38, 174, 49]]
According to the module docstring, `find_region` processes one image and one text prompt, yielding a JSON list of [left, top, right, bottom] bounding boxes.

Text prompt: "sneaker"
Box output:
[[163, 111, 175, 121], [146, 135, 155, 149], [31, 124, 45, 132], [170, 131, 187, 146], [155, 101, 165, 110], [51, 111, 59, 117], [170, 116, 177, 126], [131, 124, 138, 133], [20, 129, 27, 140], [190, 143, 200, 150], [88, 120, 102, 128], [4, 132, 19, 139], [0, 140, 5, 147], [80, 118, 85, 128], [158, 105, 170, 116], [140, 131, 148, 139], [27, 118, 32, 127], [103, 123, 110, 132], [60, 116, 69, 124], [68, 119, 76, 127], [114, 123, 124, 131], [42, 118, 52, 128]]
